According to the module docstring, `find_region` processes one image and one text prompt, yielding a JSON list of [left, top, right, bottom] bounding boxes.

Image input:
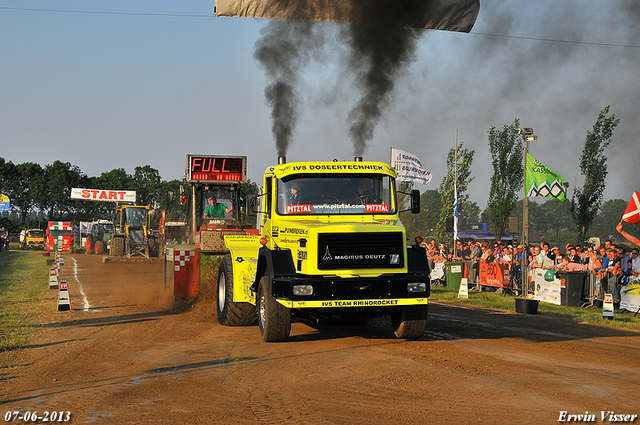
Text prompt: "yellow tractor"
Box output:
[[110, 205, 159, 258]]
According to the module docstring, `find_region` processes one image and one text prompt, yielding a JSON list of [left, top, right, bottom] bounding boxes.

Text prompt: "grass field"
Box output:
[[430, 286, 640, 331], [0, 249, 51, 370]]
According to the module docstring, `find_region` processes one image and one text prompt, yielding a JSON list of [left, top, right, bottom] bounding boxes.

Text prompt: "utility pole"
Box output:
[[519, 127, 537, 296]]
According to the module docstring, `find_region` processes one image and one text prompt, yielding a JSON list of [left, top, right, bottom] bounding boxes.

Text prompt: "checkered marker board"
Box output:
[[174, 250, 195, 271]]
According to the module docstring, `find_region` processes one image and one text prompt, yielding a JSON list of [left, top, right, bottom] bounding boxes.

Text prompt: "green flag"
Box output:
[[525, 153, 569, 202]]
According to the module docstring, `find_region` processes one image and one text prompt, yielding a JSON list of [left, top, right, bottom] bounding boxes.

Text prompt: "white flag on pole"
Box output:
[[454, 185, 458, 241], [390, 148, 432, 185]]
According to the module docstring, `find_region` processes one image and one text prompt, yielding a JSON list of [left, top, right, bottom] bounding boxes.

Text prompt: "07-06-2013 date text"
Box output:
[[4, 411, 71, 423]]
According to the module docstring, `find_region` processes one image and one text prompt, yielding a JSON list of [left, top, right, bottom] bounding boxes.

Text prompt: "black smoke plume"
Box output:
[[254, 1, 430, 157], [253, 20, 325, 158], [341, 1, 427, 156]]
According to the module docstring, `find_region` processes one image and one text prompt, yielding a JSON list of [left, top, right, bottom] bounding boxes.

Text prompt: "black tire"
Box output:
[[86, 236, 94, 254], [391, 305, 428, 339], [111, 236, 125, 257], [148, 237, 160, 258], [257, 275, 291, 342], [95, 240, 105, 255], [217, 255, 257, 326]]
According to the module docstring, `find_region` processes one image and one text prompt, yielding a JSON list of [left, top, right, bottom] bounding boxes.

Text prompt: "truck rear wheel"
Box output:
[[95, 240, 105, 255], [391, 305, 427, 339], [148, 237, 160, 258], [86, 236, 94, 254], [257, 275, 291, 342], [217, 255, 257, 326], [111, 236, 125, 257]]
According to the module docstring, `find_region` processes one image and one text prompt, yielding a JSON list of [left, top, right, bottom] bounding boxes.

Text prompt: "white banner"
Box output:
[[532, 268, 561, 305], [620, 283, 640, 313], [391, 148, 432, 186], [71, 188, 136, 203], [214, 0, 480, 33]]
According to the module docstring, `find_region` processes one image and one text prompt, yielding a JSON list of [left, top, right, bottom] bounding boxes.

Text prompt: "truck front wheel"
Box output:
[[217, 255, 257, 326], [257, 275, 291, 342], [86, 236, 94, 254], [391, 305, 427, 339], [111, 236, 125, 257]]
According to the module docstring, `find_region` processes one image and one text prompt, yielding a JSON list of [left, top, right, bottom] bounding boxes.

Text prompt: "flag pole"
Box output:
[[454, 129, 458, 246]]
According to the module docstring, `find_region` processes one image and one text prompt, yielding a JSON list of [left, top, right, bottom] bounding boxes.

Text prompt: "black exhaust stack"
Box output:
[[354, 157, 363, 162], [278, 156, 286, 165]]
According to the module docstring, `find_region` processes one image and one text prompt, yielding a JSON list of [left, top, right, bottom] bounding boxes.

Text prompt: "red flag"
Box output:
[[622, 191, 640, 224]]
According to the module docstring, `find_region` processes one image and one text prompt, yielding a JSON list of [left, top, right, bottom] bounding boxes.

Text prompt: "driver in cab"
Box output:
[[350, 178, 375, 204], [284, 180, 305, 205], [204, 197, 233, 219]]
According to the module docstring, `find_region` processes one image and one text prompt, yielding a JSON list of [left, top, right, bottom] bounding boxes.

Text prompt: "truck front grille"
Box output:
[[317, 232, 404, 270]]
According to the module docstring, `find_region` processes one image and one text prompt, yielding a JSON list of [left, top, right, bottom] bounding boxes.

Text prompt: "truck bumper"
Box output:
[[271, 274, 430, 309]]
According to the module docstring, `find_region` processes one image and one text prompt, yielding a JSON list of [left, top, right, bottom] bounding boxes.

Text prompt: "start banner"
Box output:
[[71, 188, 136, 203]]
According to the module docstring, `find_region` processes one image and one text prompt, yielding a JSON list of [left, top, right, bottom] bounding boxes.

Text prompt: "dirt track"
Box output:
[[1, 254, 639, 424]]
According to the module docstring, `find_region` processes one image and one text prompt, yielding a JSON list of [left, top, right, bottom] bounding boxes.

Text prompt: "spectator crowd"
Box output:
[[420, 235, 640, 302]]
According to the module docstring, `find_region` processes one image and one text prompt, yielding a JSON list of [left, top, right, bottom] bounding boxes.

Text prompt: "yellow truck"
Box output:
[[217, 158, 430, 342], [20, 229, 45, 250]]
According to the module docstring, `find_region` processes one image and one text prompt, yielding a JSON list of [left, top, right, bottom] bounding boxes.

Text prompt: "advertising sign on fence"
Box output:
[[479, 262, 510, 288], [532, 268, 561, 305], [620, 283, 640, 313]]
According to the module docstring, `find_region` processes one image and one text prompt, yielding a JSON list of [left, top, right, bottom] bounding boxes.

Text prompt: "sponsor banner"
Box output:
[[0, 194, 9, 211], [285, 203, 391, 214], [71, 187, 136, 203], [525, 153, 569, 202], [278, 298, 429, 309], [479, 262, 510, 288], [391, 148, 432, 186], [532, 268, 561, 305], [620, 283, 640, 312]]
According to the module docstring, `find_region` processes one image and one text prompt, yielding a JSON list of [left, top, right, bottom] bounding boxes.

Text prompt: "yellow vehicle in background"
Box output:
[[20, 229, 45, 250], [110, 205, 159, 258]]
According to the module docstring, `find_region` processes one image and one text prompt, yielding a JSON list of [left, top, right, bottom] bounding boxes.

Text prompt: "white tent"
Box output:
[[214, 0, 480, 32]]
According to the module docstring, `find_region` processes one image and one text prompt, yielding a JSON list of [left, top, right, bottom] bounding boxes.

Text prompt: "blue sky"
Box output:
[[1, 0, 639, 210]]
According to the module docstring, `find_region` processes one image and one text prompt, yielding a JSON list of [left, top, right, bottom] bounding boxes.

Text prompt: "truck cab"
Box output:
[[219, 159, 429, 342], [25, 229, 45, 250]]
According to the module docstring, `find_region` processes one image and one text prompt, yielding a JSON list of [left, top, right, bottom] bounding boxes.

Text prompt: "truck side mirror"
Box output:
[[247, 193, 258, 216], [411, 190, 420, 214]]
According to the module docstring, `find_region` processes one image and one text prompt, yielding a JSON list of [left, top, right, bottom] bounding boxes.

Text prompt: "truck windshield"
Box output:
[[50, 230, 73, 237], [126, 208, 147, 229], [276, 174, 396, 215], [30, 230, 44, 238]]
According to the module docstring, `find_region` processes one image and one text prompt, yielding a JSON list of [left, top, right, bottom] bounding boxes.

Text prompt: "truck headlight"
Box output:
[[407, 282, 426, 293], [293, 285, 314, 296]]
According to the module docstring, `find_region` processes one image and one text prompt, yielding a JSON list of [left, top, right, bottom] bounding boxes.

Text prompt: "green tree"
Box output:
[[458, 199, 480, 230], [570, 106, 619, 246], [400, 186, 437, 240], [41, 160, 86, 220], [9, 162, 45, 224], [132, 165, 162, 207], [487, 118, 524, 241], [590, 199, 640, 243], [539, 199, 574, 243], [434, 142, 475, 245]]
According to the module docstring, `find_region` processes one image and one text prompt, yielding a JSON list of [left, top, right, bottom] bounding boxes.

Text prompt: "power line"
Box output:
[[2, 6, 640, 50], [0, 6, 211, 18], [472, 31, 640, 50]]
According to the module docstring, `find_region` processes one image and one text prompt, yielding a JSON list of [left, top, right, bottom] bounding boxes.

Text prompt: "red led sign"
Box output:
[[187, 155, 246, 183]]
